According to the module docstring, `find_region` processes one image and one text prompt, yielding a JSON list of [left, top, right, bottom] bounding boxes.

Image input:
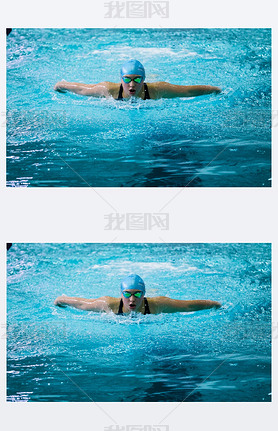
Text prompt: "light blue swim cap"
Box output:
[[120, 59, 145, 80], [121, 274, 146, 293]]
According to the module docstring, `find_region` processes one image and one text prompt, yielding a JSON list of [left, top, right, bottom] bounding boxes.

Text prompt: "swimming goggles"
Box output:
[[122, 76, 143, 84], [122, 291, 143, 298]]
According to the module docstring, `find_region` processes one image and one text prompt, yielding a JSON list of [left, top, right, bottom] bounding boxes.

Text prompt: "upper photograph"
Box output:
[[6, 28, 271, 187]]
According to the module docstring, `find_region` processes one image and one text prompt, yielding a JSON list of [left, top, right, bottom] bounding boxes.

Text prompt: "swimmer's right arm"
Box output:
[[54, 295, 111, 311], [152, 82, 221, 99], [54, 81, 110, 97]]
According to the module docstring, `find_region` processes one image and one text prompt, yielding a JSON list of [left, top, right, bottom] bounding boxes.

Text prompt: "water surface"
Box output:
[[7, 243, 271, 401], [6, 28, 271, 187]]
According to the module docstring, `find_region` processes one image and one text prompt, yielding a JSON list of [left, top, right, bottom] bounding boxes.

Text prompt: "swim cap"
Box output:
[[120, 59, 145, 80], [121, 274, 146, 293]]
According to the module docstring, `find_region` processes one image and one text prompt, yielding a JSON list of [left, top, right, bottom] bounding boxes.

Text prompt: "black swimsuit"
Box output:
[[117, 297, 151, 315], [117, 83, 150, 101]]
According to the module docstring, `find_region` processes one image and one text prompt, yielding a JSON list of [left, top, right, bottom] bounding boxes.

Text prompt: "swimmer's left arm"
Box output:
[[153, 82, 221, 99], [54, 81, 111, 97], [54, 295, 111, 311], [156, 297, 221, 313]]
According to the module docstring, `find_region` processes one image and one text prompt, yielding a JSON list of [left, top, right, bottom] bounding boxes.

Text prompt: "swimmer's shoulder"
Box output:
[[88, 82, 120, 99], [100, 82, 120, 99], [146, 296, 168, 313], [146, 82, 168, 100], [101, 296, 120, 313]]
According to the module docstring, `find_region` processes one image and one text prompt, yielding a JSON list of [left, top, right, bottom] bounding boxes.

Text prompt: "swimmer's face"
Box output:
[[121, 75, 144, 98], [122, 289, 144, 312]]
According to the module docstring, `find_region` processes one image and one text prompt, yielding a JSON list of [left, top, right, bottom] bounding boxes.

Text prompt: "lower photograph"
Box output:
[[6, 242, 271, 402]]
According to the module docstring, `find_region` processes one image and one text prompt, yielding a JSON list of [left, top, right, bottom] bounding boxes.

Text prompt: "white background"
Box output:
[[0, 1, 277, 430]]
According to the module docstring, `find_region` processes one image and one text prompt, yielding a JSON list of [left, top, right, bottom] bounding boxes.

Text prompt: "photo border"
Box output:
[[1, 1, 277, 430]]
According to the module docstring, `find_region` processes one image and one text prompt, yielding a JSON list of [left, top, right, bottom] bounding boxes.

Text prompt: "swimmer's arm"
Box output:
[[54, 81, 110, 97], [153, 82, 221, 99], [54, 295, 111, 312], [155, 297, 221, 313]]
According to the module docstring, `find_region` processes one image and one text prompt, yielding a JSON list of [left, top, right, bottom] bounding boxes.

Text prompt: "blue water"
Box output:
[[7, 243, 271, 402], [6, 28, 271, 187]]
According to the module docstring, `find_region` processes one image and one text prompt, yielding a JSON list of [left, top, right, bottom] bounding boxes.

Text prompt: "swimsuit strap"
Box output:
[[117, 297, 151, 315], [144, 83, 150, 100], [117, 298, 124, 315], [117, 84, 124, 101], [144, 297, 151, 314], [117, 83, 150, 101]]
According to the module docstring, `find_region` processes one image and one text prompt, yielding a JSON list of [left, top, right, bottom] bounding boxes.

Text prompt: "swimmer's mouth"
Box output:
[[129, 89, 136, 94], [129, 304, 136, 309]]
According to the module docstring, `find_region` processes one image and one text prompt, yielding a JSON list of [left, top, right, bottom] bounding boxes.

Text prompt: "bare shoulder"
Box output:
[[149, 81, 169, 88], [88, 82, 119, 98], [147, 296, 170, 314], [102, 296, 120, 313], [148, 81, 181, 99], [146, 82, 167, 100], [102, 82, 120, 99]]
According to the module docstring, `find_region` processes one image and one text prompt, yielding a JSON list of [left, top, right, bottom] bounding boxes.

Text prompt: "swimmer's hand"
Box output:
[[54, 296, 68, 307], [54, 82, 68, 93]]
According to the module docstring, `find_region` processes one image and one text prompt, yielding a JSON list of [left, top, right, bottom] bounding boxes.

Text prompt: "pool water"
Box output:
[[7, 243, 271, 402], [6, 28, 271, 187]]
